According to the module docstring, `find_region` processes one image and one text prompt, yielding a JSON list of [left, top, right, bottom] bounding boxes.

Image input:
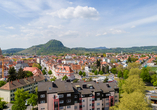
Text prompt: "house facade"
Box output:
[[38, 80, 119, 110]]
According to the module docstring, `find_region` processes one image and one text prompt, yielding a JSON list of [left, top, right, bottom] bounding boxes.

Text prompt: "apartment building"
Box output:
[[38, 80, 119, 110], [0, 74, 45, 102]]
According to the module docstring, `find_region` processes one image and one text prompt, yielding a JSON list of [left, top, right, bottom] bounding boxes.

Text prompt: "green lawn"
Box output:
[[150, 67, 157, 72]]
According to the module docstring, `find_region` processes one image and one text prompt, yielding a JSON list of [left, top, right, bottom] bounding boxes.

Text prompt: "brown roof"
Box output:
[[0, 74, 45, 91]]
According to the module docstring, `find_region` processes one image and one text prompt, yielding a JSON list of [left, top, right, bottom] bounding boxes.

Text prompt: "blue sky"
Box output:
[[0, 0, 157, 49]]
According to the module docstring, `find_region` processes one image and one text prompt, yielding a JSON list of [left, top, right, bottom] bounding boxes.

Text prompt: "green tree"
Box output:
[[111, 59, 116, 63], [103, 77, 108, 83], [118, 79, 125, 97], [32, 63, 41, 69], [117, 92, 151, 110], [12, 89, 29, 110], [79, 71, 83, 76], [128, 68, 141, 76], [94, 70, 98, 75], [127, 62, 141, 70], [127, 56, 132, 63], [151, 74, 157, 84], [42, 69, 46, 75], [122, 75, 145, 94], [105, 65, 109, 73], [0, 98, 7, 109], [17, 68, 26, 79], [153, 80, 157, 86], [99, 70, 103, 75], [28, 94, 38, 109], [123, 69, 129, 79], [26, 71, 33, 77], [48, 70, 52, 75], [82, 72, 86, 77], [116, 64, 124, 72], [62, 75, 68, 80], [0, 81, 6, 87], [73, 79, 79, 83], [96, 59, 100, 67], [110, 68, 117, 74], [50, 76, 57, 81], [118, 71, 123, 78], [7, 67, 17, 81], [140, 67, 151, 82]]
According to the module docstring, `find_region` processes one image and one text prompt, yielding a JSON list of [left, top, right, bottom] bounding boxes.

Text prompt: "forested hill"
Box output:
[[2, 40, 157, 55]]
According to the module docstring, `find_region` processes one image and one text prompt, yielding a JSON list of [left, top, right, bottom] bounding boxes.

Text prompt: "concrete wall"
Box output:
[[47, 93, 57, 110], [38, 103, 47, 110], [95, 100, 102, 110], [0, 89, 10, 102]]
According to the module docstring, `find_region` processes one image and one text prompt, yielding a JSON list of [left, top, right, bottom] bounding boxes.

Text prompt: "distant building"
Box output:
[[0, 74, 45, 102], [38, 80, 119, 110], [23, 67, 43, 76], [0, 48, 2, 55]]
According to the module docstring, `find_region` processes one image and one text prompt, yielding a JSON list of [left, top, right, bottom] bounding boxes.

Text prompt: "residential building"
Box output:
[[23, 67, 43, 76], [0, 74, 45, 102], [38, 80, 119, 110], [71, 64, 81, 74]]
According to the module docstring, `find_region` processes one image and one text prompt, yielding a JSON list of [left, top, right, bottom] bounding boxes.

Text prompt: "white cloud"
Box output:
[[59, 30, 79, 37], [47, 6, 99, 19], [131, 25, 136, 28], [47, 25, 63, 29], [6, 26, 15, 29], [68, 1, 73, 4]]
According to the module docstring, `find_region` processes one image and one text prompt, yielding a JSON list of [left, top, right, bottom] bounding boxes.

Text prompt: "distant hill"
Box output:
[[19, 40, 71, 55], [4, 40, 157, 55], [2, 48, 25, 55], [93, 47, 107, 49]]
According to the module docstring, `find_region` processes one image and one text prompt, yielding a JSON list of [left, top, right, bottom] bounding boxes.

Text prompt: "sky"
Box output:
[[0, 0, 157, 49]]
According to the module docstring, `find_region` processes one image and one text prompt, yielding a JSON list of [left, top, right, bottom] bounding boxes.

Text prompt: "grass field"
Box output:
[[150, 67, 157, 72]]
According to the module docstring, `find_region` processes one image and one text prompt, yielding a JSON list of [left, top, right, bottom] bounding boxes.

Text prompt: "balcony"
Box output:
[[92, 106, 95, 109], [79, 103, 82, 105]]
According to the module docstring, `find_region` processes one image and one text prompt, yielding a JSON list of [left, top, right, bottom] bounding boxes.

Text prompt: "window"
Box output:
[[82, 105, 85, 107], [97, 103, 100, 106], [59, 94, 64, 98], [59, 100, 64, 104], [90, 86, 93, 89], [67, 94, 71, 97], [115, 95, 117, 98], [74, 95, 78, 98], [106, 103, 109, 105], [74, 101, 78, 103], [97, 108, 100, 110], [41, 108, 45, 110], [67, 99, 71, 103], [90, 99, 92, 101], [97, 93, 100, 96], [49, 87, 51, 90], [40, 100, 45, 104], [82, 100, 85, 102], [97, 98, 100, 101], [115, 100, 118, 102], [75, 106, 77, 109], [40, 94, 45, 98], [67, 106, 71, 108], [59, 106, 63, 109], [89, 94, 92, 96], [92, 98, 95, 101], [106, 98, 109, 101], [89, 104, 92, 106]]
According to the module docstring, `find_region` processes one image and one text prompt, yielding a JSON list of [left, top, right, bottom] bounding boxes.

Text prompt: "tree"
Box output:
[[111, 59, 116, 63], [110, 68, 117, 74], [50, 76, 57, 81], [42, 69, 46, 75], [94, 70, 98, 75], [99, 70, 103, 75], [140, 67, 151, 82], [0, 81, 6, 87], [79, 71, 83, 76], [127, 56, 132, 63], [32, 63, 42, 69], [0, 98, 7, 109], [151, 74, 157, 84], [128, 68, 141, 76], [122, 75, 145, 94], [153, 80, 157, 86], [82, 72, 86, 77], [62, 75, 68, 80], [73, 79, 79, 83], [118, 79, 125, 97], [118, 71, 123, 78], [26, 71, 33, 77], [117, 92, 151, 110], [27, 94, 38, 109], [12, 89, 29, 110], [127, 62, 141, 70], [123, 69, 129, 79], [96, 59, 100, 67], [116, 64, 124, 72], [17, 68, 26, 79], [103, 77, 108, 83], [7, 67, 17, 81], [105, 65, 109, 73], [48, 70, 52, 75]]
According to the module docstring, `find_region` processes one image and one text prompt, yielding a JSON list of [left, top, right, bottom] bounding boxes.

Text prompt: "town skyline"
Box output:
[[0, 0, 157, 49]]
